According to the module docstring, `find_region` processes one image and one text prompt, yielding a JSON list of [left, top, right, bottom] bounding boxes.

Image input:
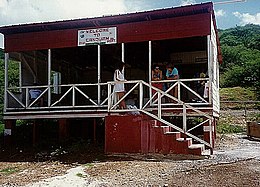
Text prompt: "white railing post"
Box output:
[[25, 87, 29, 108], [4, 53, 9, 112], [72, 85, 75, 107], [158, 92, 161, 119], [139, 82, 143, 109], [178, 80, 181, 101], [183, 104, 187, 135]]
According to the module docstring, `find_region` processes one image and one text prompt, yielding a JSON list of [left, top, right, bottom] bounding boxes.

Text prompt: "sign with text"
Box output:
[[78, 27, 117, 46]]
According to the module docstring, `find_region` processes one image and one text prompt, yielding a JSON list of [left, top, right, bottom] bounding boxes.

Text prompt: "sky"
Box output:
[[0, 0, 259, 49]]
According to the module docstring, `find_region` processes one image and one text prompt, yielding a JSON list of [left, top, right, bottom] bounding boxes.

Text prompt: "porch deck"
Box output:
[[4, 79, 215, 120]]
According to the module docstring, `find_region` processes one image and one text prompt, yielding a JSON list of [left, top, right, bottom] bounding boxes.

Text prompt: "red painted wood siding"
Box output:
[[5, 13, 210, 52]]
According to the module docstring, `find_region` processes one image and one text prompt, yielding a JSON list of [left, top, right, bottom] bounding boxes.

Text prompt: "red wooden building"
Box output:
[[0, 2, 221, 155]]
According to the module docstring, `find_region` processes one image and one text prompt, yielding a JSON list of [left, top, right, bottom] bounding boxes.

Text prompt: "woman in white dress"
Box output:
[[114, 62, 126, 109]]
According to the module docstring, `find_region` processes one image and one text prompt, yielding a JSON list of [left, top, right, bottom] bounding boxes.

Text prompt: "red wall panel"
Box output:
[[5, 13, 210, 52], [105, 115, 144, 153], [5, 29, 77, 52], [117, 13, 210, 43]]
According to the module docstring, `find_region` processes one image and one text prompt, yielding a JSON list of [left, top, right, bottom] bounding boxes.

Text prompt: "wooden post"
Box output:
[[4, 120, 16, 146], [59, 119, 69, 142], [93, 119, 97, 143], [32, 120, 39, 147]]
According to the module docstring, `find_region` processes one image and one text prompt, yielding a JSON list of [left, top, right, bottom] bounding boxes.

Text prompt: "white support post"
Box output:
[[121, 43, 125, 62], [207, 35, 212, 104], [18, 53, 22, 93], [48, 49, 51, 107], [107, 83, 111, 111], [97, 45, 101, 105], [216, 58, 220, 112], [149, 41, 152, 104], [4, 53, 9, 112], [19, 61, 22, 92]]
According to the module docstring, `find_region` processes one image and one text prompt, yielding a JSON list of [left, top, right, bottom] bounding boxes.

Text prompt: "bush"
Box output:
[[217, 123, 245, 134]]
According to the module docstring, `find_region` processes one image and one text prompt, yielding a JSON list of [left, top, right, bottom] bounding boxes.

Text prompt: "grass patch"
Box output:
[[84, 163, 94, 167], [220, 87, 259, 109], [220, 87, 257, 101], [0, 167, 19, 175], [76, 173, 85, 178], [217, 123, 245, 134]]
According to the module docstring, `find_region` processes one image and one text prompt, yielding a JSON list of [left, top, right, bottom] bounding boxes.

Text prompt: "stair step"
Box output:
[[165, 131, 180, 135], [177, 137, 192, 141], [189, 144, 205, 150], [201, 149, 211, 156]]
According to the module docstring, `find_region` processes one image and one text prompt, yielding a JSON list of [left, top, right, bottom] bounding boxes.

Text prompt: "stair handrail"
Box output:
[[141, 80, 212, 147], [107, 80, 213, 148]]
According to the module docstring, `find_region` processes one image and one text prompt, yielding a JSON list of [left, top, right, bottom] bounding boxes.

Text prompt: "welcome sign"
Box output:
[[78, 27, 117, 46]]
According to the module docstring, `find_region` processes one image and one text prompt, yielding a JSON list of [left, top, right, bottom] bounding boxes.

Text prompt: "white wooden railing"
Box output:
[[6, 78, 214, 148]]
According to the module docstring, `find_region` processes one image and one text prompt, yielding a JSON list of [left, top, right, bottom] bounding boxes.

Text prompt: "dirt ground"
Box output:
[[0, 132, 259, 187]]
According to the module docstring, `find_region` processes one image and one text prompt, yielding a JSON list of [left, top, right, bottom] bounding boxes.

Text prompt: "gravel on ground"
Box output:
[[1, 133, 260, 187]]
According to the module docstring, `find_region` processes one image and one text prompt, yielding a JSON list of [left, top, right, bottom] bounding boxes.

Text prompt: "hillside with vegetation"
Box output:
[[219, 24, 260, 98]]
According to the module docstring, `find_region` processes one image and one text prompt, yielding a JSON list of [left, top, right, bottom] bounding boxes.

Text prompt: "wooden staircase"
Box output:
[[148, 120, 209, 156], [105, 115, 212, 156]]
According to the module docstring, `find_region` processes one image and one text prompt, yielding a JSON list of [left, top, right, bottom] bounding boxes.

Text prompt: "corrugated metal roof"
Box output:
[[0, 2, 213, 35]]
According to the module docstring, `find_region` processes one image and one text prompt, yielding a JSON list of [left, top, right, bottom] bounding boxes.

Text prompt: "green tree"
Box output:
[[0, 49, 3, 59], [219, 24, 260, 98]]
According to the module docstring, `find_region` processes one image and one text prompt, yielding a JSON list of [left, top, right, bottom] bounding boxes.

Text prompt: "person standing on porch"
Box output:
[[166, 63, 179, 100], [151, 66, 163, 98], [114, 62, 127, 109]]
